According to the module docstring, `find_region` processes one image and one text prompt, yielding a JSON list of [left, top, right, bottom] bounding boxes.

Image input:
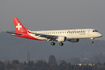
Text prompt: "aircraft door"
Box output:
[[87, 30, 90, 35]]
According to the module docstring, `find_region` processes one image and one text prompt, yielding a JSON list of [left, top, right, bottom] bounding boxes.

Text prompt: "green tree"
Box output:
[[12, 60, 20, 64], [103, 62, 105, 65], [48, 55, 56, 64], [96, 62, 102, 65]]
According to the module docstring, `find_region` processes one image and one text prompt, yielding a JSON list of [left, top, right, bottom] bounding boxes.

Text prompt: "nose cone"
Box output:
[[98, 33, 103, 37]]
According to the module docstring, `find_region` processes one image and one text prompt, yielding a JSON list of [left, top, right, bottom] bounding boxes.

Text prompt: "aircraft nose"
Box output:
[[99, 33, 103, 37]]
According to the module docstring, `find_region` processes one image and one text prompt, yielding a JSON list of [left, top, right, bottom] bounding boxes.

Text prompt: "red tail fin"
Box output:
[[13, 17, 27, 33]]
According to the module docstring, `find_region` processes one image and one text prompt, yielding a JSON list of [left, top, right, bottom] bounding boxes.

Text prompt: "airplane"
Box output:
[[7, 17, 103, 46]]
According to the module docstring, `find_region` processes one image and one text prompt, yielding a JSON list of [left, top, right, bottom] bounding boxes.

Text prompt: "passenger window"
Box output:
[[77, 31, 78, 33]]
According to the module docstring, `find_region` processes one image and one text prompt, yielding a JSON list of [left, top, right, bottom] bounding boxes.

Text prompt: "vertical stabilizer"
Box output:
[[13, 17, 27, 33]]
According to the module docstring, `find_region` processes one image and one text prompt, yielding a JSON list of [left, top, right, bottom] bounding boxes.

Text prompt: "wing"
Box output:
[[32, 33, 58, 41]]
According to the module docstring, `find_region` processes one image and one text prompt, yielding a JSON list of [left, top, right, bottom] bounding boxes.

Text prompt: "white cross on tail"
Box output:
[[16, 23, 22, 30]]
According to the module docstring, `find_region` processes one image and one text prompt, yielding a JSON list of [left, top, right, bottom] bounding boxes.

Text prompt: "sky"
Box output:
[[0, 0, 105, 40]]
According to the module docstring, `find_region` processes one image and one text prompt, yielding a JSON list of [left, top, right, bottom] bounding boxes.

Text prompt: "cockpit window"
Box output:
[[93, 30, 98, 32]]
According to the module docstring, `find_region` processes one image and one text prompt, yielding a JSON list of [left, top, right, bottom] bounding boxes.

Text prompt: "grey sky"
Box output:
[[0, 0, 105, 40]]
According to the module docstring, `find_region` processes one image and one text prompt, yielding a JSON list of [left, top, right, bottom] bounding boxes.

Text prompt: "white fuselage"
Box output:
[[30, 29, 102, 40], [11, 17, 103, 46]]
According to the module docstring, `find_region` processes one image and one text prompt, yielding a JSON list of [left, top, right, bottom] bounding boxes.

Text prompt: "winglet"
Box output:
[[13, 17, 27, 33]]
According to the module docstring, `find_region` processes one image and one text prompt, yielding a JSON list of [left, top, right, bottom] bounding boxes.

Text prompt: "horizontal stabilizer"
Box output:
[[6, 31, 22, 35]]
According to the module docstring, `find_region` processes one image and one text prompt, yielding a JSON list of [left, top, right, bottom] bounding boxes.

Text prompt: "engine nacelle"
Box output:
[[57, 36, 66, 42], [67, 39, 79, 43]]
